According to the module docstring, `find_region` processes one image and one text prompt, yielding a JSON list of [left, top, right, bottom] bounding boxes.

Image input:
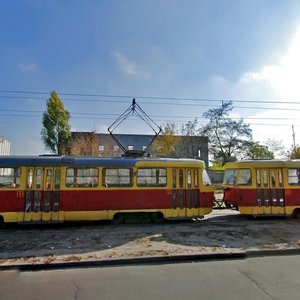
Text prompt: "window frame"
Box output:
[[65, 167, 99, 188], [102, 168, 133, 187], [0, 167, 21, 189], [288, 168, 300, 186], [137, 168, 167, 187]]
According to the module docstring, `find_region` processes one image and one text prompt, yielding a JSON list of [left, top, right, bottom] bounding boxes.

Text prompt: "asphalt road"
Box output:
[[1, 254, 300, 300]]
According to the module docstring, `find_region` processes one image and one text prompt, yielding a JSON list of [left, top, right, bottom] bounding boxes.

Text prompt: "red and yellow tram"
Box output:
[[0, 156, 214, 225], [223, 160, 300, 217]]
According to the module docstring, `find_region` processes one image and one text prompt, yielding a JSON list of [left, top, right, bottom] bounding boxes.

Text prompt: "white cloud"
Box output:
[[205, 25, 300, 149], [113, 51, 149, 78], [244, 26, 300, 101], [18, 62, 39, 72]]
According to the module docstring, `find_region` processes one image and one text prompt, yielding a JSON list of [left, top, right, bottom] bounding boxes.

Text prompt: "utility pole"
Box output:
[[292, 125, 296, 150]]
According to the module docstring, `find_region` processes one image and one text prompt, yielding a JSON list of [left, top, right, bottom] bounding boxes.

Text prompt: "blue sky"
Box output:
[[1, 0, 300, 155]]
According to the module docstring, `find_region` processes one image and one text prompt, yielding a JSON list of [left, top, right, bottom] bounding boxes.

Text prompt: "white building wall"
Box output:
[[0, 138, 11, 155]]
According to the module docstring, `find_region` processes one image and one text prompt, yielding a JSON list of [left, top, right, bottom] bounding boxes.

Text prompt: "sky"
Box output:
[[1, 0, 300, 156]]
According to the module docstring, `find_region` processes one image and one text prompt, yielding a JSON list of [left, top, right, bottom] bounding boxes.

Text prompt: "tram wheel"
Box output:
[[292, 208, 300, 219], [151, 212, 164, 223], [112, 213, 125, 225], [0, 216, 5, 229]]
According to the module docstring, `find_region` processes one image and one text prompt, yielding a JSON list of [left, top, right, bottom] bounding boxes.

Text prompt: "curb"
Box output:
[[1, 248, 300, 271], [246, 248, 300, 258], [0, 252, 246, 271]]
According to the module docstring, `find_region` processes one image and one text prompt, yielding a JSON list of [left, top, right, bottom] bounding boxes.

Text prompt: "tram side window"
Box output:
[[137, 168, 167, 187], [172, 169, 177, 188], [66, 168, 75, 187], [288, 168, 300, 185], [66, 168, 99, 188], [236, 169, 251, 186], [256, 170, 261, 187], [45, 169, 52, 190], [179, 169, 184, 188], [202, 169, 212, 186], [0, 167, 21, 188], [270, 170, 276, 187], [194, 169, 198, 188], [223, 169, 236, 185], [54, 169, 61, 189], [278, 170, 283, 187], [103, 168, 132, 187], [35, 168, 42, 189], [187, 170, 192, 188], [27, 168, 33, 189], [263, 170, 268, 187]]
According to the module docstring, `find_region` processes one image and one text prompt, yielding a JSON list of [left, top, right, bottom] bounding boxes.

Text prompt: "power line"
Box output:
[[1, 90, 300, 130], [1, 112, 300, 128], [2, 95, 300, 113], [1, 108, 300, 121], [1, 89, 300, 105]]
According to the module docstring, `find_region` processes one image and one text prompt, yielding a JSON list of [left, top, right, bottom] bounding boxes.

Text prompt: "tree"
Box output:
[[264, 139, 286, 158], [287, 146, 300, 159], [70, 132, 99, 156], [41, 91, 71, 155], [201, 101, 253, 165], [245, 141, 274, 159], [151, 122, 179, 157]]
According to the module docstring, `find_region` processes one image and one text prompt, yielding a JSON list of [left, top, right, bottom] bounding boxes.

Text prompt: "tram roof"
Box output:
[[224, 159, 300, 169], [0, 155, 206, 168]]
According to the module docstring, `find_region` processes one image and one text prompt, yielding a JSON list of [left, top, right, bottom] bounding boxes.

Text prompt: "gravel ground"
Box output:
[[0, 208, 300, 266]]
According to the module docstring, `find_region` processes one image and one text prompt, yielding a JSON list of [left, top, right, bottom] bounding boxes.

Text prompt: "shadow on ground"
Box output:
[[0, 210, 299, 261]]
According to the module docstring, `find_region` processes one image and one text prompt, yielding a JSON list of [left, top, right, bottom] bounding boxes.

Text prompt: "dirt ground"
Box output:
[[0, 208, 300, 267]]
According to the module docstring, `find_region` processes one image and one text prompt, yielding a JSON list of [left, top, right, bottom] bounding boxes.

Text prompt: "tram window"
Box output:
[[103, 168, 132, 187], [35, 168, 42, 189], [223, 169, 236, 185], [202, 169, 212, 186], [66, 168, 99, 188], [237, 169, 251, 186], [54, 169, 61, 189], [288, 168, 300, 185], [278, 170, 283, 187], [179, 169, 184, 188], [172, 169, 177, 188], [270, 170, 276, 187], [66, 168, 75, 187], [263, 170, 268, 187], [256, 170, 261, 187], [45, 169, 52, 190], [194, 169, 198, 188], [0, 167, 21, 188], [27, 168, 33, 189], [137, 168, 167, 187], [187, 170, 192, 188]]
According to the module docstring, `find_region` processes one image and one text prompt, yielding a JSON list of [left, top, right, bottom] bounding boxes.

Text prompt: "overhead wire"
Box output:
[[1, 89, 300, 105], [1, 90, 300, 127]]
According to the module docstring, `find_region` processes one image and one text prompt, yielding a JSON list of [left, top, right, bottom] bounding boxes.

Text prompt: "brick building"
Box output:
[[71, 132, 209, 167]]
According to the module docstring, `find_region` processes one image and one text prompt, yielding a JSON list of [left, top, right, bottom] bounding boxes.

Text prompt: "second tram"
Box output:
[[223, 159, 300, 217]]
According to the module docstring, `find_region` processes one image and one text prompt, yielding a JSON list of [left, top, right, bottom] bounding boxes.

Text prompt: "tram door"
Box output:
[[171, 169, 184, 217], [42, 168, 61, 221], [186, 169, 199, 217], [24, 167, 61, 222], [256, 168, 285, 215], [172, 168, 199, 217]]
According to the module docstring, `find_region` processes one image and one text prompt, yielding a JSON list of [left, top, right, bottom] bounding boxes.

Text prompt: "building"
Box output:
[[71, 132, 209, 167], [0, 138, 10, 156]]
